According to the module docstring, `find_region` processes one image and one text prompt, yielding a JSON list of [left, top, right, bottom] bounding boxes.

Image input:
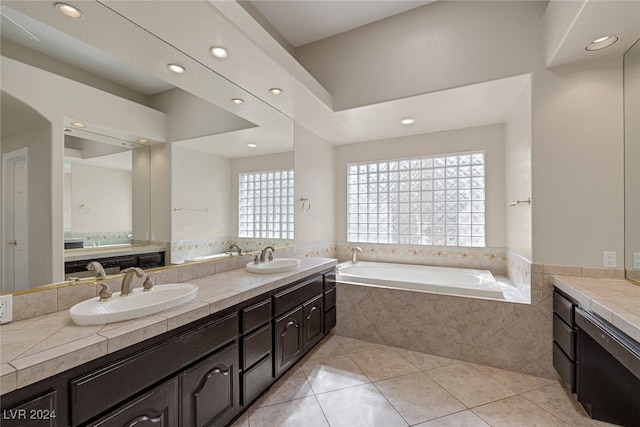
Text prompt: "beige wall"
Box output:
[[294, 124, 336, 248], [334, 124, 506, 248], [532, 55, 624, 267], [295, 1, 546, 110], [505, 78, 533, 261]]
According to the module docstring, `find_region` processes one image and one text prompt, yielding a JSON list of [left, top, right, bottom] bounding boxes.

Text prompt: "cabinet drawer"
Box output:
[[71, 313, 237, 426], [241, 354, 273, 406], [553, 290, 575, 326], [88, 377, 178, 427], [553, 314, 576, 360], [553, 342, 576, 392], [273, 276, 323, 316], [324, 306, 336, 334], [324, 287, 336, 311], [2, 390, 57, 427], [243, 324, 272, 369], [241, 299, 272, 334]]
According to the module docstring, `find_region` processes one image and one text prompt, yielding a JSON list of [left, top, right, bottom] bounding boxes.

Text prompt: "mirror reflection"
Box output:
[[625, 38, 640, 283], [0, 1, 294, 293]]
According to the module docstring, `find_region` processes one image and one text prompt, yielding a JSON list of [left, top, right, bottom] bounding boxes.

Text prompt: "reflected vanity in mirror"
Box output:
[[0, 0, 294, 294], [625, 38, 640, 283]]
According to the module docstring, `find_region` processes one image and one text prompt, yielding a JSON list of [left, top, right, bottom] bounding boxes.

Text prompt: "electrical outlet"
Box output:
[[0, 294, 13, 324], [634, 253, 640, 269], [603, 251, 617, 268]]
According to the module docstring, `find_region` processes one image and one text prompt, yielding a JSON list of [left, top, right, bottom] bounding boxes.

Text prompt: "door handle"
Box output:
[[8, 240, 17, 245]]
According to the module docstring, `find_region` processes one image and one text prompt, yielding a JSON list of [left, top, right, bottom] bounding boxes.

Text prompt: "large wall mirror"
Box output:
[[625, 38, 640, 283], [0, 1, 294, 293]]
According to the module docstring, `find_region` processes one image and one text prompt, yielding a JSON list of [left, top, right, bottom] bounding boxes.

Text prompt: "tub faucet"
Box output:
[[229, 244, 243, 255], [352, 247, 362, 263], [86, 261, 106, 278], [120, 267, 145, 296], [260, 246, 275, 263]]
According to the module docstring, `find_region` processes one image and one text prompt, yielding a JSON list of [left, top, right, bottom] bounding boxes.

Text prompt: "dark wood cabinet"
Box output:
[[180, 344, 239, 427], [552, 289, 577, 392], [1, 269, 336, 427], [274, 306, 304, 377], [88, 378, 178, 427], [1, 390, 58, 427], [303, 294, 324, 351]]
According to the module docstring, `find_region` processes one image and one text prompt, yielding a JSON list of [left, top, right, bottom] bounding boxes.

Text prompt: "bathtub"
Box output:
[[335, 261, 503, 299]]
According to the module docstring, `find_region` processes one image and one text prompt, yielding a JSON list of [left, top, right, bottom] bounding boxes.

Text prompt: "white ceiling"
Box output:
[[248, 0, 434, 47]]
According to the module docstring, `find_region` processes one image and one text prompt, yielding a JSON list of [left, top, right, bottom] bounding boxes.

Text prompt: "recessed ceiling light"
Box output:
[[55, 3, 83, 18], [136, 139, 149, 144], [122, 142, 135, 148], [231, 98, 245, 105], [211, 46, 228, 59], [401, 118, 415, 125], [585, 35, 619, 51], [70, 121, 86, 128], [247, 143, 258, 148], [167, 64, 185, 74], [269, 88, 283, 95]]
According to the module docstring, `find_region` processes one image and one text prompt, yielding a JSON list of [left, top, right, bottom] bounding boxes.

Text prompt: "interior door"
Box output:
[[2, 148, 29, 292]]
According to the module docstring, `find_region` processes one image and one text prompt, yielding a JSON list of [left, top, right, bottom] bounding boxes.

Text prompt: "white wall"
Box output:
[[294, 124, 336, 248], [505, 78, 533, 261], [171, 145, 231, 241], [69, 163, 132, 233], [295, 1, 546, 110], [334, 124, 506, 247], [532, 55, 624, 267]]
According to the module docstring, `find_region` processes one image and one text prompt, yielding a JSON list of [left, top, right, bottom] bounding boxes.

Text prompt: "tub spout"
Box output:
[[352, 247, 362, 263], [86, 261, 106, 278]]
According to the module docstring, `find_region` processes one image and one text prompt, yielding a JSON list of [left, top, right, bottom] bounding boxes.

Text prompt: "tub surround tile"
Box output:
[[1, 258, 336, 396]]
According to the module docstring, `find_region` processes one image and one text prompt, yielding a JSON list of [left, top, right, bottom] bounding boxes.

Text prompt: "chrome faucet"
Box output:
[[352, 247, 362, 263], [259, 246, 275, 263], [229, 244, 243, 255], [120, 267, 145, 296], [86, 261, 106, 278]]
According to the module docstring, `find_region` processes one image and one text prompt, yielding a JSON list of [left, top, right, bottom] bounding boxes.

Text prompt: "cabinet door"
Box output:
[[180, 344, 239, 427], [303, 294, 324, 352], [88, 378, 178, 427], [274, 306, 303, 377], [1, 390, 57, 427]]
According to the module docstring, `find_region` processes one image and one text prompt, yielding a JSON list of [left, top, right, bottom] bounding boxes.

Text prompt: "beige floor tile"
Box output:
[[472, 395, 569, 427], [254, 365, 314, 407], [304, 335, 347, 361], [393, 347, 459, 372], [333, 335, 389, 354], [427, 363, 518, 408], [315, 383, 408, 427], [413, 410, 491, 427], [472, 363, 558, 394], [302, 354, 370, 394], [228, 412, 248, 427], [521, 383, 619, 427], [248, 396, 329, 427], [349, 348, 420, 382], [375, 372, 466, 425]]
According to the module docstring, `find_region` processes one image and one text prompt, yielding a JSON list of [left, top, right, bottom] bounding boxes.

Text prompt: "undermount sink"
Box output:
[[70, 283, 198, 326], [246, 258, 302, 274]]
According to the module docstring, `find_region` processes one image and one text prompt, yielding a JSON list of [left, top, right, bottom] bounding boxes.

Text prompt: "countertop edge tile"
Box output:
[[10, 335, 108, 389], [1, 363, 17, 395]]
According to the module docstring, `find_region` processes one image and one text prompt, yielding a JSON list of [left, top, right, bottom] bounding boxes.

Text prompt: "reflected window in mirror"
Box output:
[[239, 170, 294, 240]]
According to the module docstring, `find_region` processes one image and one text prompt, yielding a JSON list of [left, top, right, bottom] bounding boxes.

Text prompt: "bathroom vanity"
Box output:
[[553, 277, 640, 427], [0, 258, 336, 427]]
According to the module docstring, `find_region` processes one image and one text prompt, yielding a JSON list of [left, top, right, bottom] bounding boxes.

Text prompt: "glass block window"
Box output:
[[347, 151, 485, 247], [239, 170, 294, 239]]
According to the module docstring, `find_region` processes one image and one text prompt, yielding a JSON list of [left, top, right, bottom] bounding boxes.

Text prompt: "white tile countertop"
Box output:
[[0, 257, 337, 395], [552, 275, 640, 344]]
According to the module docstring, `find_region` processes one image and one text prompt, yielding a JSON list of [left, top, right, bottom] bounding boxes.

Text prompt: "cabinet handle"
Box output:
[[282, 319, 299, 336], [206, 367, 230, 379], [126, 414, 163, 427], [306, 306, 319, 320]]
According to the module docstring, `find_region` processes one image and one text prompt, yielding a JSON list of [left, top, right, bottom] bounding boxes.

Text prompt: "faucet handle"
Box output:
[[143, 274, 155, 291], [97, 283, 113, 301], [253, 255, 260, 264]]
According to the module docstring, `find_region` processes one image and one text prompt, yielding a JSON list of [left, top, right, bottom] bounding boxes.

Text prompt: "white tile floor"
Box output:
[[230, 334, 617, 427]]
